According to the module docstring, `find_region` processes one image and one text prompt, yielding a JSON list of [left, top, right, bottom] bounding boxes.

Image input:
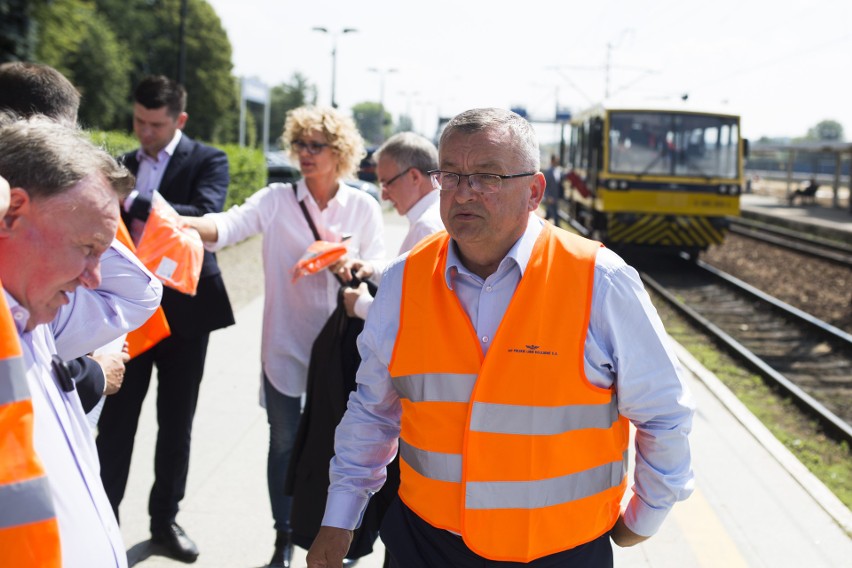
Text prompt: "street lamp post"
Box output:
[[367, 67, 398, 110], [177, 0, 188, 84], [312, 26, 358, 108]]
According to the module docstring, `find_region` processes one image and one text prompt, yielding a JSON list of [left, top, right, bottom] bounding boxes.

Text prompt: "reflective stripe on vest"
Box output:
[[0, 476, 56, 529], [0, 356, 29, 406], [0, 286, 62, 567], [389, 227, 630, 562]]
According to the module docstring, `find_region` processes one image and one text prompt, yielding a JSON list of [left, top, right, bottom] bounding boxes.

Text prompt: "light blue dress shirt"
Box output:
[[8, 241, 162, 567], [323, 214, 695, 540]]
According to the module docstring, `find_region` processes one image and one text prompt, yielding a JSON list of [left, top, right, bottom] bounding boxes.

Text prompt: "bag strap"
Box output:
[[293, 184, 322, 241], [292, 184, 346, 285]]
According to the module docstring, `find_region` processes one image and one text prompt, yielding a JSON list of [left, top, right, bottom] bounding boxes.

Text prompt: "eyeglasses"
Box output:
[[380, 167, 414, 189], [428, 170, 537, 194], [291, 140, 330, 155]]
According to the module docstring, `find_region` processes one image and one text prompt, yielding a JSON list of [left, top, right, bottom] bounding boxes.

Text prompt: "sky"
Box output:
[[206, 0, 852, 145]]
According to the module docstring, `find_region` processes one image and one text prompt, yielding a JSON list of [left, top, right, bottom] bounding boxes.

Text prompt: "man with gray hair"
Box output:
[[308, 108, 694, 567], [0, 117, 162, 567], [340, 131, 443, 319]]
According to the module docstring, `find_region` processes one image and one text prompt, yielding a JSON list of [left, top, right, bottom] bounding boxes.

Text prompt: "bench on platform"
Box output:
[[788, 181, 819, 205]]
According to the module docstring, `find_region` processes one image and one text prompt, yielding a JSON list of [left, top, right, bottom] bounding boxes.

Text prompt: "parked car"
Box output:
[[267, 151, 378, 201], [266, 151, 302, 185], [343, 178, 380, 202], [357, 147, 378, 183]]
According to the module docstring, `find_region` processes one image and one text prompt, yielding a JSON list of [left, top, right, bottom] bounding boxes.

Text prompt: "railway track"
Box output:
[[636, 256, 852, 446], [728, 216, 852, 268]]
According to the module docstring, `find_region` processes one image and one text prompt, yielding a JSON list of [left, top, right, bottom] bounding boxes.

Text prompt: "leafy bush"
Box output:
[[214, 144, 267, 209], [86, 130, 266, 209], [88, 130, 139, 157]]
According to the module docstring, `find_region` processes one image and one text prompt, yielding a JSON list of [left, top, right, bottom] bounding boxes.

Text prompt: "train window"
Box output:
[[608, 111, 739, 179]]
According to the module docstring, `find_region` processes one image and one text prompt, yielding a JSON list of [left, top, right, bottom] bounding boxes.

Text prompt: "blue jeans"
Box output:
[[264, 374, 302, 532]]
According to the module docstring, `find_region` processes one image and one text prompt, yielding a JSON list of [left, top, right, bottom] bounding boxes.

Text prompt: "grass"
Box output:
[[649, 289, 852, 510]]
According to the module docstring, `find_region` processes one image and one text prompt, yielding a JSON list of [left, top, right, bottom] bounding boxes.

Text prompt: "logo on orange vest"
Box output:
[[507, 344, 558, 356]]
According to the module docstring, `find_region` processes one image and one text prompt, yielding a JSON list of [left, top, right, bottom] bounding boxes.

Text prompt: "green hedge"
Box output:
[[214, 144, 267, 209], [87, 131, 267, 209], [88, 130, 138, 157]]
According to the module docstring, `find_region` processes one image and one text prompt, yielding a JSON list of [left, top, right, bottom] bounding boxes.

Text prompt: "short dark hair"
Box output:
[[134, 75, 187, 118], [0, 62, 80, 125]]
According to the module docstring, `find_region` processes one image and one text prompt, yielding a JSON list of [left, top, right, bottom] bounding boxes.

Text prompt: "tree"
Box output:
[[93, 0, 237, 140], [0, 0, 45, 62], [34, 0, 130, 129], [265, 73, 317, 147], [394, 114, 414, 134], [806, 119, 844, 142], [351, 102, 392, 146]]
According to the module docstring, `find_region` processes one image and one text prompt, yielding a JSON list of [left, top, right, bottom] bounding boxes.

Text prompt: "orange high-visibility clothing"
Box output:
[[388, 226, 630, 562], [115, 218, 171, 358], [0, 286, 61, 567]]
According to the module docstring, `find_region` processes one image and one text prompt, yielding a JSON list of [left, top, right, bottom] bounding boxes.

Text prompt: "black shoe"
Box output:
[[151, 522, 199, 563], [268, 530, 293, 568]]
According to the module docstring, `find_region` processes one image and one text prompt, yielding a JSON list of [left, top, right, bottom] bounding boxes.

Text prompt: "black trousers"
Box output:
[[96, 332, 210, 529], [380, 499, 613, 568]]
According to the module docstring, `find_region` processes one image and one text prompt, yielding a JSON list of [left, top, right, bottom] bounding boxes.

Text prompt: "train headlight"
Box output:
[[619, 181, 628, 189], [731, 185, 740, 195], [719, 185, 728, 194], [608, 180, 618, 189]]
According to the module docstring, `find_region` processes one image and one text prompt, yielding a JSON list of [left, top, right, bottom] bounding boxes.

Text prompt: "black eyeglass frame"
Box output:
[[291, 140, 330, 155], [427, 170, 538, 193], [380, 167, 416, 189]]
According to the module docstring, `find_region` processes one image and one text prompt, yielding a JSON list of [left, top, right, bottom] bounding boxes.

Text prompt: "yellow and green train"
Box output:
[[565, 102, 745, 258]]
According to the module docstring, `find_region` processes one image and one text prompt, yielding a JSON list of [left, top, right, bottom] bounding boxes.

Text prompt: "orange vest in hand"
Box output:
[[115, 218, 171, 358], [0, 283, 61, 567], [388, 226, 629, 562]]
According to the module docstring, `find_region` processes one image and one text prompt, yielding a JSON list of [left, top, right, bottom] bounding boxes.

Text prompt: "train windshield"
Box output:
[[608, 111, 739, 179]]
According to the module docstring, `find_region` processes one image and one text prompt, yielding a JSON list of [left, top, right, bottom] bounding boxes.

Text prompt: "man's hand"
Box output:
[[343, 282, 369, 318], [91, 351, 130, 395], [329, 258, 374, 284], [611, 515, 649, 548], [306, 526, 353, 568], [347, 259, 374, 280]]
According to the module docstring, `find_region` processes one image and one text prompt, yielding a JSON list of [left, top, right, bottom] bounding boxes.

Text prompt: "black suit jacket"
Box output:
[[120, 134, 235, 337], [68, 356, 105, 413], [286, 282, 399, 558]]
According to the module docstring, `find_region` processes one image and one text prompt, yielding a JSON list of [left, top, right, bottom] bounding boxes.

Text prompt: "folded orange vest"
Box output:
[[291, 240, 348, 282], [133, 196, 204, 296], [115, 219, 171, 358]]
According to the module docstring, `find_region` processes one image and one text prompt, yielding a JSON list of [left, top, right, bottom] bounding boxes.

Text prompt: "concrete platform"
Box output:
[[117, 212, 852, 567], [740, 193, 852, 243]]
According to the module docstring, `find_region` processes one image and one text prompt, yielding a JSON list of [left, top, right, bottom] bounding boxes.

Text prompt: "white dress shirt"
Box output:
[[125, 130, 182, 243], [10, 241, 162, 568], [205, 180, 386, 397], [323, 214, 695, 539], [352, 189, 444, 319]]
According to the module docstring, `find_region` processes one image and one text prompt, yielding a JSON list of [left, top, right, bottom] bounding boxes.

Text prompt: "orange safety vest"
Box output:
[[115, 218, 171, 358], [0, 285, 61, 567], [388, 226, 630, 562]]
